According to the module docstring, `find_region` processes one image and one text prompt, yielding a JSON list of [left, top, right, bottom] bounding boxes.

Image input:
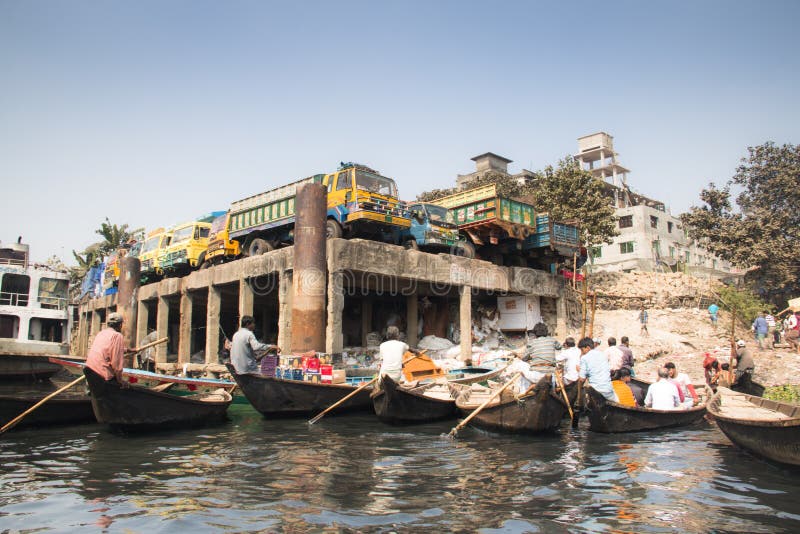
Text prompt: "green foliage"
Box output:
[[764, 385, 800, 405], [716, 284, 770, 328], [70, 219, 131, 287], [417, 158, 618, 246], [682, 142, 800, 304]]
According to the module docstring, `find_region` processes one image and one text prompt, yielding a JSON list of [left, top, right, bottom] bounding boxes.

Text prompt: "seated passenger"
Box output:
[[505, 355, 545, 395], [610, 369, 637, 407], [665, 361, 696, 407], [644, 368, 681, 410]]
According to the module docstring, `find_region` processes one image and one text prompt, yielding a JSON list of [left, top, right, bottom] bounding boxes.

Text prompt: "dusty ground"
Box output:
[[563, 270, 796, 388]]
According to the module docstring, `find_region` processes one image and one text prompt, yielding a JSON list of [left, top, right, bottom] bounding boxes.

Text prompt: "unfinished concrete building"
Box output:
[[75, 239, 581, 373]]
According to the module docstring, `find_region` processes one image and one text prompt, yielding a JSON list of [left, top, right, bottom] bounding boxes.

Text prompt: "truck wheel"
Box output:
[[404, 238, 419, 251], [326, 219, 343, 239], [200, 259, 213, 269], [460, 241, 476, 259], [196, 252, 206, 269], [248, 238, 274, 256]]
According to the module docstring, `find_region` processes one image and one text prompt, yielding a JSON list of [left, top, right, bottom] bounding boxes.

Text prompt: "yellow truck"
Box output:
[[201, 211, 240, 268], [226, 162, 410, 257], [157, 212, 224, 275], [138, 228, 172, 281]]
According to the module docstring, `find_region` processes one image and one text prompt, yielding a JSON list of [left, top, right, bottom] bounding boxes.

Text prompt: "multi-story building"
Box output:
[[575, 132, 737, 278]]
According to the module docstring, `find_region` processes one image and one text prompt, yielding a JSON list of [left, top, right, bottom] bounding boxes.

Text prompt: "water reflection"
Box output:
[[0, 406, 798, 532]]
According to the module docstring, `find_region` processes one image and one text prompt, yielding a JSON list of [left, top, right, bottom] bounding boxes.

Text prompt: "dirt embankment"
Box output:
[[568, 272, 795, 387]]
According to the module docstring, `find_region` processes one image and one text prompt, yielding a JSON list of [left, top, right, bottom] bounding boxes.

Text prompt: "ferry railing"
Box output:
[[0, 291, 30, 307], [0, 258, 26, 267]]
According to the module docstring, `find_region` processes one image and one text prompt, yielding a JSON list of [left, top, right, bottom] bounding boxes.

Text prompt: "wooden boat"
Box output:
[[447, 366, 505, 385], [84, 368, 232, 432], [371, 375, 459, 424], [454, 375, 573, 434], [584, 386, 707, 433], [708, 387, 800, 466], [0, 354, 62, 381], [0, 381, 95, 429], [226, 364, 373, 417], [51, 357, 236, 395], [731, 373, 766, 397]]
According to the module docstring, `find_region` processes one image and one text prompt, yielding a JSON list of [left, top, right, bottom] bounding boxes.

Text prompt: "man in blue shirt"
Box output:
[[708, 303, 719, 328], [752, 312, 769, 350], [578, 337, 618, 402]]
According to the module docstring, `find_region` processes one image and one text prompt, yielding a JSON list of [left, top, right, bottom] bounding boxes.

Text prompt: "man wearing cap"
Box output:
[[735, 339, 755, 383], [85, 312, 133, 386]]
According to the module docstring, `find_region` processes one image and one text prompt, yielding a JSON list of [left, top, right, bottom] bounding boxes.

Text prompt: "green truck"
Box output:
[[432, 183, 579, 266]]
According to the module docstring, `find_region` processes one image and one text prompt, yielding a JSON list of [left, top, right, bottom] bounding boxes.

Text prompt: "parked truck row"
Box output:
[[101, 162, 581, 292]]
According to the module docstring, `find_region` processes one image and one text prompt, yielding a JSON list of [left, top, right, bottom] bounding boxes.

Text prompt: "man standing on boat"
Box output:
[[85, 312, 133, 387], [578, 337, 617, 402], [231, 316, 280, 374]]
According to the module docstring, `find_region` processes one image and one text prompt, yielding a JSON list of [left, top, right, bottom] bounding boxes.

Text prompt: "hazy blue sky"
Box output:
[[1, 0, 798, 263]]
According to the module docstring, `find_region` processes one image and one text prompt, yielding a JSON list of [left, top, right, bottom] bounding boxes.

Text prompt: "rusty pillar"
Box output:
[[118, 256, 141, 366], [291, 182, 327, 353]]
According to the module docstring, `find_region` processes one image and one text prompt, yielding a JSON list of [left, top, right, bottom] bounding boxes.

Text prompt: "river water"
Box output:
[[1, 403, 798, 532]]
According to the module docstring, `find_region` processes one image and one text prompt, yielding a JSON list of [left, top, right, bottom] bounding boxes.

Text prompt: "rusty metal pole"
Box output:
[[589, 291, 597, 338], [291, 183, 327, 353], [580, 268, 589, 339], [117, 256, 141, 366]]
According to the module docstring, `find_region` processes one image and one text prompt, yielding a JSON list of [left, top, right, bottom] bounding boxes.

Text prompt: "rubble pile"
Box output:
[[590, 271, 721, 310]]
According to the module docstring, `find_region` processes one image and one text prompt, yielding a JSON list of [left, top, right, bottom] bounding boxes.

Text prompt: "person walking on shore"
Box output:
[[638, 305, 649, 337], [752, 312, 769, 350], [708, 303, 719, 328]]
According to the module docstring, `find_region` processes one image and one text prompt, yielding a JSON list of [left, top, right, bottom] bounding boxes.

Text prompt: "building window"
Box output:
[[652, 240, 661, 256], [619, 215, 633, 229], [685, 251, 690, 263], [713, 259, 717, 269], [591, 246, 602, 260], [667, 221, 673, 233], [669, 246, 675, 258], [619, 241, 634, 254], [650, 215, 658, 229]]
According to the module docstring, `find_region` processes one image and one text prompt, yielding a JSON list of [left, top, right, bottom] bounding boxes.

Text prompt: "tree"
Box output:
[[524, 158, 618, 246], [95, 217, 131, 255], [681, 142, 800, 304]]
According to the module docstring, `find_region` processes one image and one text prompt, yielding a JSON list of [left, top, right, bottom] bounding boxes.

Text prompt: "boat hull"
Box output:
[[227, 365, 373, 418], [456, 376, 572, 434], [708, 390, 800, 466], [84, 368, 231, 432], [585, 388, 707, 433], [0, 389, 94, 429], [0, 355, 62, 381], [371, 375, 457, 424]]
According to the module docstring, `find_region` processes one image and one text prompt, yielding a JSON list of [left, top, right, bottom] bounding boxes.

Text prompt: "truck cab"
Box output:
[[202, 212, 240, 268], [322, 163, 410, 239], [399, 203, 474, 257], [138, 228, 172, 281], [158, 213, 222, 275]]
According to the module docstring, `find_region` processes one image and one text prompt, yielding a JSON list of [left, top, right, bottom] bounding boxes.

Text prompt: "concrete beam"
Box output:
[[277, 272, 292, 351], [459, 286, 472, 361], [206, 285, 221, 364], [326, 271, 344, 354], [156, 296, 169, 363], [178, 290, 193, 364], [239, 278, 254, 321], [135, 300, 150, 367]]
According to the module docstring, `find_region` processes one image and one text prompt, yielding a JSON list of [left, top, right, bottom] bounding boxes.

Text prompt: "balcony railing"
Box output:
[[0, 291, 30, 307]]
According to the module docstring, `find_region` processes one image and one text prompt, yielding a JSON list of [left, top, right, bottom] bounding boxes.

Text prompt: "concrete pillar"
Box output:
[[406, 295, 418, 347], [326, 271, 344, 355], [178, 290, 193, 364], [156, 296, 169, 363], [135, 300, 150, 368], [239, 278, 254, 320], [292, 182, 327, 353], [90, 310, 101, 338], [555, 293, 568, 340], [206, 285, 221, 364], [78, 309, 90, 356], [361, 297, 373, 346], [118, 256, 141, 365], [459, 286, 472, 361], [277, 271, 292, 352]]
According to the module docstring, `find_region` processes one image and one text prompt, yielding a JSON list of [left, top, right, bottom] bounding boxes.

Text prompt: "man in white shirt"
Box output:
[[644, 368, 681, 410], [605, 337, 624, 373], [556, 337, 581, 383], [379, 326, 419, 382]]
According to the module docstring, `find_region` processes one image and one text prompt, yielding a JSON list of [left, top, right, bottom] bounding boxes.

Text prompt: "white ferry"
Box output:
[[0, 242, 71, 380]]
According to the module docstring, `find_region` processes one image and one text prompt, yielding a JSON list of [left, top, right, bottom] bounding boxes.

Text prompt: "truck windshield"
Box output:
[[209, 216, 226, 238], [141, 236, 161, 253], [423, 204, 456, 226], [355, 171, 397, 197], [171, 226, 194, 244]]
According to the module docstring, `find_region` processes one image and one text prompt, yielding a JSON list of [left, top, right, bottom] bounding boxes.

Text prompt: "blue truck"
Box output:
[[397, 202, 475, 258]]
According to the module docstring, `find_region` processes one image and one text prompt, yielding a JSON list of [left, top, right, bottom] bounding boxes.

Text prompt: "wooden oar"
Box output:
[[572, 379, 583, 428], [448, 372, 521, 438], [0, 375, 86, 435], [128, 336, 168, 355], [554, 368, 574, 422], [308, 351, 425, 425]]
